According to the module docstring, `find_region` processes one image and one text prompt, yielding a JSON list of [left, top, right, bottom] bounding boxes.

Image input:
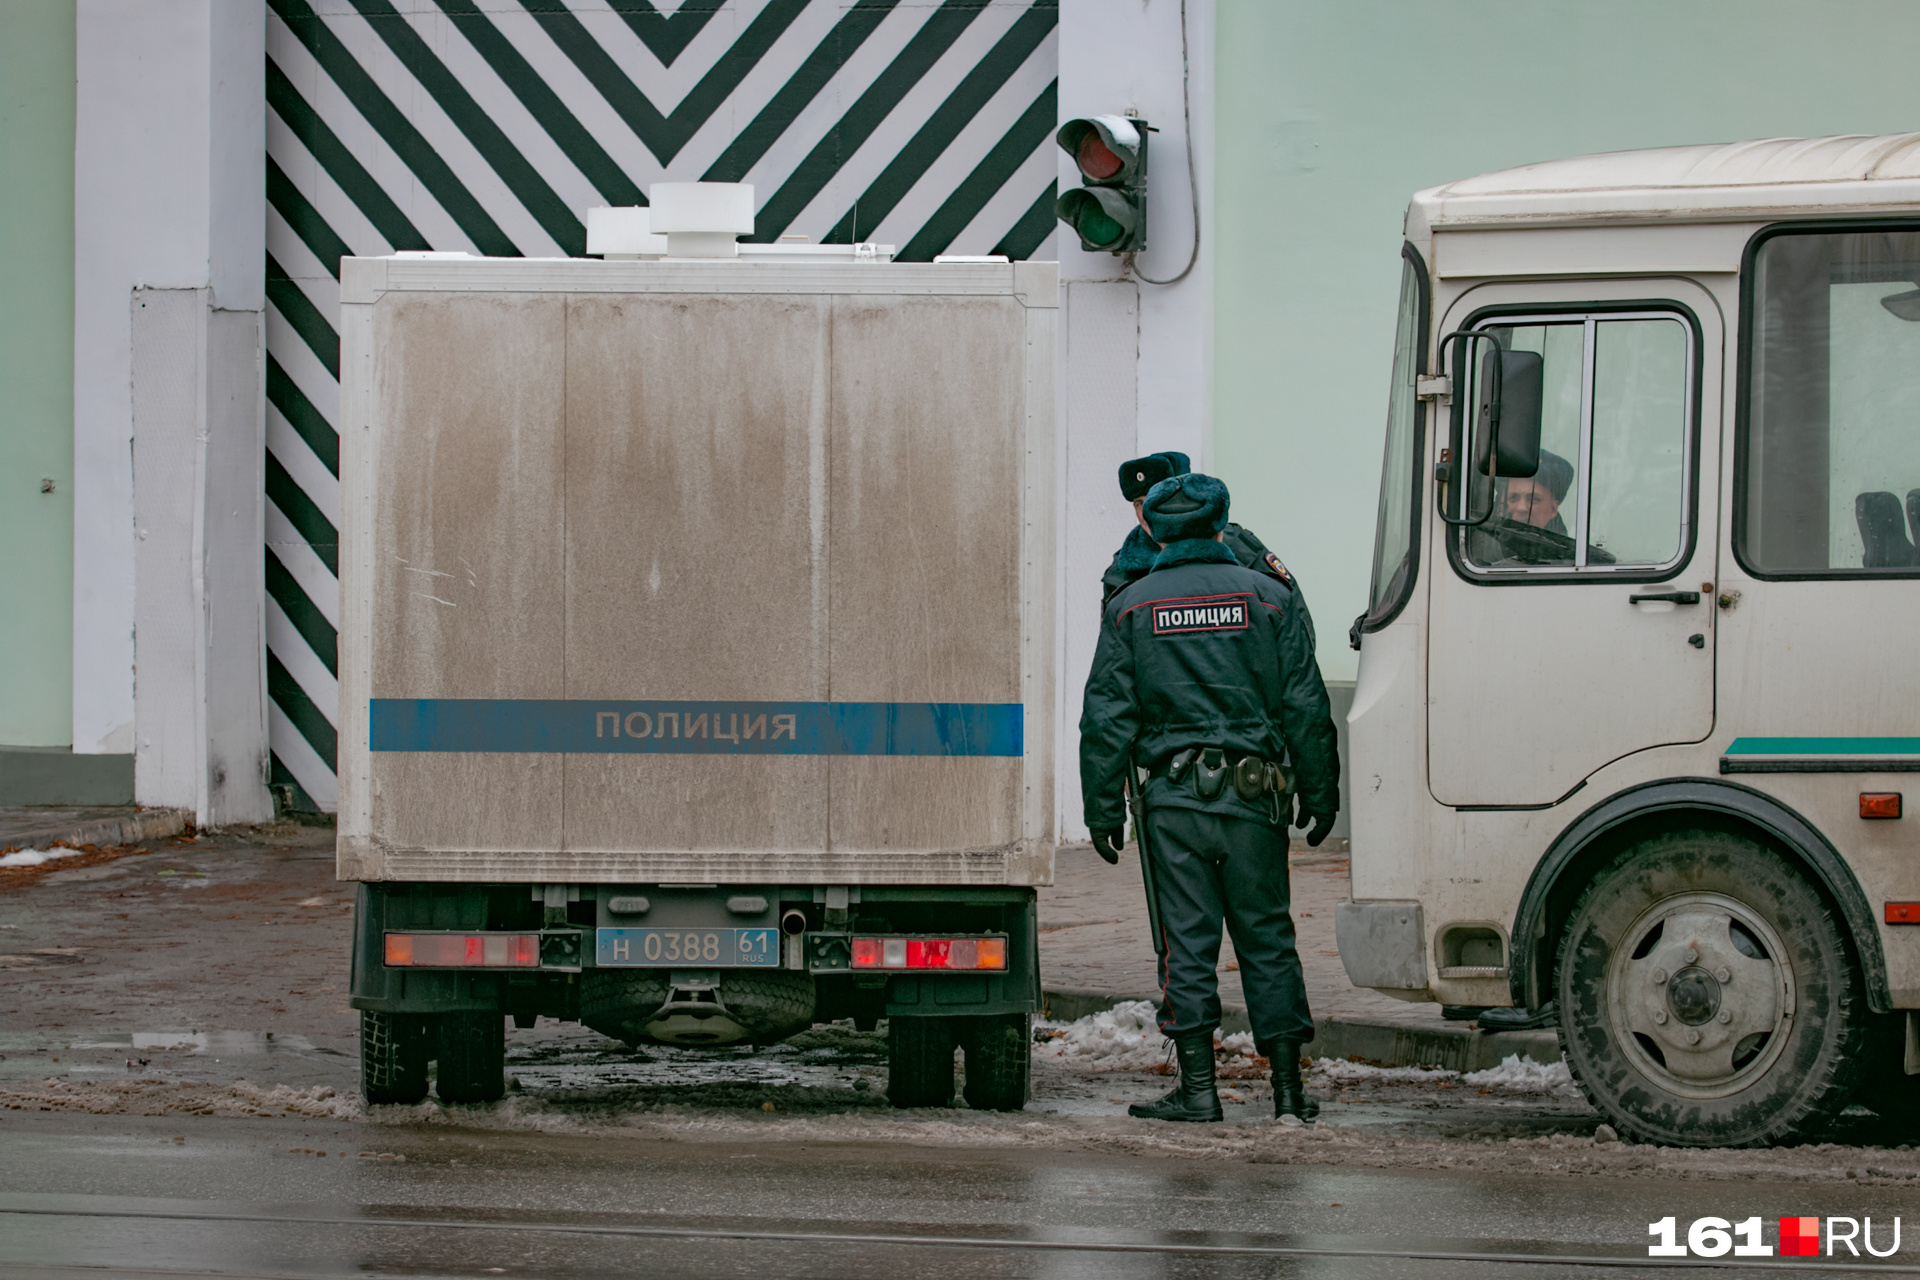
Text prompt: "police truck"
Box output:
[[334, 190, 1054, 1110]]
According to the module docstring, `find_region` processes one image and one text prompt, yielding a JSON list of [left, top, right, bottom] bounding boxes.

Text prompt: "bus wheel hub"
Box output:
[[1608, 893, 1793, 1098]]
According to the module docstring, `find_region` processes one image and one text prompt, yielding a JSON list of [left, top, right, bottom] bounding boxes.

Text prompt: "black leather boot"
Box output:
[[1127, 1030, 1223, 1122], [1261, 1039, 1319, 1123]]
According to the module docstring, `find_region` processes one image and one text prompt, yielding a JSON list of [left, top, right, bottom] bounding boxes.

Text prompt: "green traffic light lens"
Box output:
[[1077, 205, 1125, 247], [1056, 188, 1135, 251]]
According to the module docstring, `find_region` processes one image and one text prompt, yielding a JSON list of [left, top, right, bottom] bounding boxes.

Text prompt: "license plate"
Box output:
[[595, 927, 781, 968]]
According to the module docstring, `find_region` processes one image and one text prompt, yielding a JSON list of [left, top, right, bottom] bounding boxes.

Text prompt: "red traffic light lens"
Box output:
[[1077, 130, 1123, 180]]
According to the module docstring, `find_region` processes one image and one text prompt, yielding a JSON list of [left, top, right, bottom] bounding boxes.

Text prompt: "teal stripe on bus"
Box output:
[[1725, 737, 1920, 755]]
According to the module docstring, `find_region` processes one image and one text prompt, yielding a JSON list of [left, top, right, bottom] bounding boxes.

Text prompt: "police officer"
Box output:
[[1080, 473, 1340, 1124], [1101, 452, 1313, 647]]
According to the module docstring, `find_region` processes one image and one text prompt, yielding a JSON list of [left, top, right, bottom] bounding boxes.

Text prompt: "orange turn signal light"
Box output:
[[1861, 792, 1903, 819]]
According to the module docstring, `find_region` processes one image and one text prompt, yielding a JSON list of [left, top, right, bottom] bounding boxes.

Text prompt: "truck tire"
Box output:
[[722, 971, 816, 1043], [579, 970, 672, 1045], [360, 1009, 429, 1105], [435, 1011, 506, 1104], [960, 1013, 1031, 1112], [887, 1016, 954, 1108], [1556, 829, 1868, 1147]]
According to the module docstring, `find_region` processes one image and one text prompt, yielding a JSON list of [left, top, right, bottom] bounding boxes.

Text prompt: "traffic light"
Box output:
[[1056, 115, 1147, 253]]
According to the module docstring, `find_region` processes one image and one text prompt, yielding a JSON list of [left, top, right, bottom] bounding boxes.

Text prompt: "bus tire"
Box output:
[[960, 1013, 1031, 1112], [1556, 828, 1868, 1147], [435, 1011, 506, 1104], [886, 1016, 954, 1108], [360, 1009, 429, 1105]]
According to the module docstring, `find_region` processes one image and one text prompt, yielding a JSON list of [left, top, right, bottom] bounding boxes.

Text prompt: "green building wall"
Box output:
[[0, 0, 76, 745], [1215, 0, 1920, 679]]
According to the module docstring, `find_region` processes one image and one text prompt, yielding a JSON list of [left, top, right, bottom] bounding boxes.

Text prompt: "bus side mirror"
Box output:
[[1475, 347, 1543, 478]]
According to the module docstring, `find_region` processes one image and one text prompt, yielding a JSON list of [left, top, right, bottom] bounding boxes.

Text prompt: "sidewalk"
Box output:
[[1037, 841, 1560, 1072], [0, 805, 191, 852]]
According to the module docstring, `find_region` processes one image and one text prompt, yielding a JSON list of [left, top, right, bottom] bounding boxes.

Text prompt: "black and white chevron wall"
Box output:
[[263, 0, 1060, 808]]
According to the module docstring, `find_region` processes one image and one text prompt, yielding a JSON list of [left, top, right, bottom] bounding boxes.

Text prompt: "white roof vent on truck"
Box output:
[[585, 184, 896, 263], [585, 206, 668, 259], [647, 182, 756, 258]]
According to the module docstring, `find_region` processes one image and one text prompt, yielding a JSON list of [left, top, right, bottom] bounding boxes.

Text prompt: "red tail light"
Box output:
[[848, 936, 1006, 971], [384, 933, 539, 968]]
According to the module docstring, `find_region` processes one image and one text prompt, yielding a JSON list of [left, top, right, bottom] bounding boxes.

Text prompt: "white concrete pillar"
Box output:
[[1056, 0, 1215, 840], [74, 0, 269, 824]]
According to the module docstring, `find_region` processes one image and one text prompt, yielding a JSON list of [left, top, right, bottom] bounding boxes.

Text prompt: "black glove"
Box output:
[[1091, 826, 1125, 864], [1292, 796, 1336, 848], [1304, 811, 1336, 848]]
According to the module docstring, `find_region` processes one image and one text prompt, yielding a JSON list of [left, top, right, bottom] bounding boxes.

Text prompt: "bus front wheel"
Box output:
[[1556, 829, 1868, 1147]]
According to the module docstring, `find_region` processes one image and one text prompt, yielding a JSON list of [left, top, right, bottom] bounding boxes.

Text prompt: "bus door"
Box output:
[[1427, 280, 1722, 808]]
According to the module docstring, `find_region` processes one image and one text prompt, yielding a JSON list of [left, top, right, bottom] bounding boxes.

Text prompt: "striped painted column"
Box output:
[[264, 0, 1059, 808]]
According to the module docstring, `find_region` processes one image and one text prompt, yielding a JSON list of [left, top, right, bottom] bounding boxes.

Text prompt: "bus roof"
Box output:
[[1410, 134, 1920, 233]]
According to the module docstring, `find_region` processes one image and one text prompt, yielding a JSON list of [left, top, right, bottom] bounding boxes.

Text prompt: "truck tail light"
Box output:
[[384, 933, 539, 968], [847, 936, 1007, 971]]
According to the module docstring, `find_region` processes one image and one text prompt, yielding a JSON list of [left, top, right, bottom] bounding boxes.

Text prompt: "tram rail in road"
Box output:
[[6, 1200, 1920, 1276]]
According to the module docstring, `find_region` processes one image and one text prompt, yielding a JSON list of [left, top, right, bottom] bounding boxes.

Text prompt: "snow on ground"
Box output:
[[1312, 1053, 1574, 1096], [1034, 1001, 1265, 1073], [0, 848, 77, 868]]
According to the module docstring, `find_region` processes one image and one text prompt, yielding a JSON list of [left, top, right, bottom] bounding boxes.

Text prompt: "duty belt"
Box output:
[[1149, 747, 1294, 819]]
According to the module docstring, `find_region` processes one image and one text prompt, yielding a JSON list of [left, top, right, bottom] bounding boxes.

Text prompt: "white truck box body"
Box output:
[[334, 257, 1057, 887]]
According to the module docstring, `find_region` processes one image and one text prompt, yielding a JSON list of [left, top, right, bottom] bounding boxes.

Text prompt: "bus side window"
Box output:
[[1743, 227, 1920, 575]]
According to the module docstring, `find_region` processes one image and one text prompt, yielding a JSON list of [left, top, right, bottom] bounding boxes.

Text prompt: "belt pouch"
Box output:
[[1194, 748, 1228, 800], [1232, 755, 1267, 802]]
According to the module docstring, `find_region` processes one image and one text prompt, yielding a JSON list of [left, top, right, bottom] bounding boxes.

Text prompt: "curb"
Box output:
[[0, 807, 193, 852], [1042, 987, 1561, 1073]]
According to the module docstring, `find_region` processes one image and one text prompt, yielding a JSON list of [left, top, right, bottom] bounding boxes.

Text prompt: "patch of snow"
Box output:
[[1308, 1052, 1573, 1096], [1034, 1002, 1263, 1072], [0, 848, 77, 868], [1463, 1054, 1574, 1094], [1312, 1058, 1458, 1086], [1035, 1000, 1168, 1070]]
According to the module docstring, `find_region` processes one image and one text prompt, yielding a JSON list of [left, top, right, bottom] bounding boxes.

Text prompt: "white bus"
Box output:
[[1341, 135, 1920, 1147]]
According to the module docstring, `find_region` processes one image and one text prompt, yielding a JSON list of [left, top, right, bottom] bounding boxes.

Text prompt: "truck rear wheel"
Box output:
[[960, 1013, 1031, 1112], [1557, 829, 1868, 1147], [887, 1016, 954, 1108], [360, 1009, 429, 1105], [435, 1011, 506, 1104]]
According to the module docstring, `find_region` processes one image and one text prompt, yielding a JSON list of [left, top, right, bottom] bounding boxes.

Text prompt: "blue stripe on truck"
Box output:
[[369, 699, 1023, 757]]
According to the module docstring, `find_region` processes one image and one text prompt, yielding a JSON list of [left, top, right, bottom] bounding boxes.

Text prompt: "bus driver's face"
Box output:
[[1503, 476, 1560, 529]]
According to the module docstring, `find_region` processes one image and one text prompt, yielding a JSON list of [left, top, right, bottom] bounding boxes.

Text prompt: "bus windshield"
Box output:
[[1361, 251, 1427, 632]]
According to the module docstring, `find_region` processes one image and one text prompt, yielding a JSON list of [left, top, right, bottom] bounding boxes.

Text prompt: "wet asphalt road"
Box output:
[[6, 1110, 1920, 1279]]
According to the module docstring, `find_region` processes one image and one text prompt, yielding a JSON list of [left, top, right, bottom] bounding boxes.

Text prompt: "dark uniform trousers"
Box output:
[[1146, 805, 1314, 1046]]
